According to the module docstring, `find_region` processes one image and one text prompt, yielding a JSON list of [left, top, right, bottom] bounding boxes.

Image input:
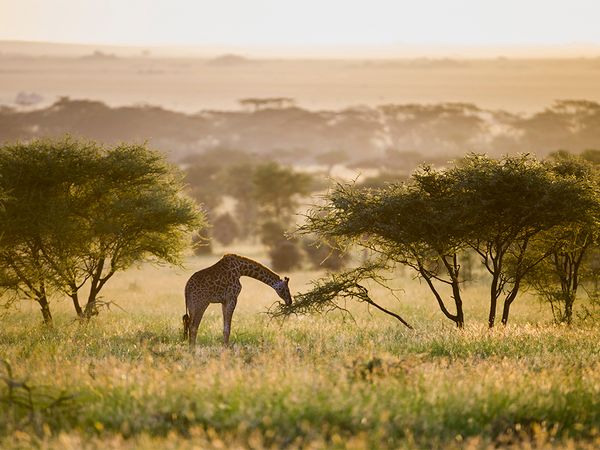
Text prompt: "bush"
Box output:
[[302, 238, 349, 271], [268, 240, 303, 272], [259, 220, 287, 248], [211, 213, 239, 246]]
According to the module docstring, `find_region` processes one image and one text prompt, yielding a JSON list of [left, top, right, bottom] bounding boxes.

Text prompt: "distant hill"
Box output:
[[3, 39, 600, 59], [207, 54, 254, 66], [0, 40, 142, 57], [1, 97, 599, 164]]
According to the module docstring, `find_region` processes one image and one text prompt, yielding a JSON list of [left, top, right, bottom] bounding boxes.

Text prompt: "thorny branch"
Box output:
[[269, 262, 413, 329]]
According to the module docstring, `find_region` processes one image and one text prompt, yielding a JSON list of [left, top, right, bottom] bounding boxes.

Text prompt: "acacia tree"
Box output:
[[283, 154, 596, 329], [252, 162, 313, 268], [184, 148, 258, 217], [0, 139, 203, 323], [0, 139, 101, 322], [211, 213, 240, 246], [451, 154, 597, 326], [296, 168, 470, 327], [252, 161, 312, 221], [221, 163, 259, 238], [371, 170, 469, 327], [523, 153, 600, 324]]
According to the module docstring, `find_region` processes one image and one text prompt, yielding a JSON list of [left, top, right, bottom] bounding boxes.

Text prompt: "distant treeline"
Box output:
[[2, 97, 600, 164]]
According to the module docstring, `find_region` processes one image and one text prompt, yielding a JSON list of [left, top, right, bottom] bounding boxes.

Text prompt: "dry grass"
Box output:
[[1, 252, 599, 449]]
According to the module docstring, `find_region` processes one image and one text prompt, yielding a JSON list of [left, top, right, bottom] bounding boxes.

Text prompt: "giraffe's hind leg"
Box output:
[[188, 300, 210, 348], [222, 297, 238, 346]]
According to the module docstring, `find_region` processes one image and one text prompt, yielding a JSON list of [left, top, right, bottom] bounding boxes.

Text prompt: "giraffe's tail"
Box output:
[[182, 311, 190, 341], [183, 285, 190, 341]]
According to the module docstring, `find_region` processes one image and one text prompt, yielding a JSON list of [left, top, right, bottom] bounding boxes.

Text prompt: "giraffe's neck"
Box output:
[[226, 254, 281, 287]]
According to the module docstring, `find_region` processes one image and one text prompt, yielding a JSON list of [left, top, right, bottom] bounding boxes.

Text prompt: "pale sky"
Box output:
[[1, 0, 599, 48]]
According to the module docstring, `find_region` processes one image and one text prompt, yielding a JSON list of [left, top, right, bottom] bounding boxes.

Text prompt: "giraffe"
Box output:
[[183, 254, 293, 346]]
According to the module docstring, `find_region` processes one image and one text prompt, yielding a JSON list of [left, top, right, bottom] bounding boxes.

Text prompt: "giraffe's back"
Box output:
[[185, 257, 241, 305]]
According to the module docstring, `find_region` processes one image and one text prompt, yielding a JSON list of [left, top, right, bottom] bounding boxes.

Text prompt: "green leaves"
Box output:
[[0, 138, 205, 321], [296, 153, 600, 328], [252, 161, 312, 219], [272, 259, 412, 328]]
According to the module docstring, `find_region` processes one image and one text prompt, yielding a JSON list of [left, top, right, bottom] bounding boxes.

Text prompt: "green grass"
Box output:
[[1, 254, 600, 449]]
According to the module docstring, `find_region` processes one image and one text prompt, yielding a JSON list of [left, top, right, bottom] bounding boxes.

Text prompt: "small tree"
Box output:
[[215, 161, 313, 242], [0, 139, 101, 322], [259, 220, 304, 272], [268, 240, 303, 272], [527, 227, 597, 324], [184, 162, 224, 216], [523, 154, 600, 324], [184, 148, 258, 220], [211, 213, 240, 246], [0, 138, 203, 323], [221, 162, 260, 239], [259, 220, 288, 248], [297, 171, 469, 328], [452, 154, 597, 326], [252, 162, 312, 222]]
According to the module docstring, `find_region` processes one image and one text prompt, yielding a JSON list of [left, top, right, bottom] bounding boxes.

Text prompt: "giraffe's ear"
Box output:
[[284, 276, 289, 283]]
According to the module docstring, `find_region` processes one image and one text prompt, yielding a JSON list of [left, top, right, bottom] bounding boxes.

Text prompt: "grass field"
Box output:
[[1, 251, 600, 449]]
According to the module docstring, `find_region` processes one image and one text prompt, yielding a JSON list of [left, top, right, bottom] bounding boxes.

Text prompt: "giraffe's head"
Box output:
[[273, 277, 293, 306]]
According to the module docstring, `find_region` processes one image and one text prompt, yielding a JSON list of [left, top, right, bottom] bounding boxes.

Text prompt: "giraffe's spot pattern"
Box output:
[[184, 254, 291, 346]]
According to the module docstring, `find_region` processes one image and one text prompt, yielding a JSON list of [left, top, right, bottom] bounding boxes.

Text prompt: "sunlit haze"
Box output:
[[2, 0, 600, 56]]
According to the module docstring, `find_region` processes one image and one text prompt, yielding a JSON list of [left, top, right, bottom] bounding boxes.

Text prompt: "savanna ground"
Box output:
[[1, 247, 599, 449]]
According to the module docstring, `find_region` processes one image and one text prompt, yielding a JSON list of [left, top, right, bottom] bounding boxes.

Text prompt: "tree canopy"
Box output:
[[522, 153, 600, 323], [0, 138, 204, 323], [287, 154, 599, 328]]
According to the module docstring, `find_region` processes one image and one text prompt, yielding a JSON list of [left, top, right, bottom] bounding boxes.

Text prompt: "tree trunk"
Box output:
[[439, 254, 465, 328], [501, 291, 518, 325], [564, 293, 575, 325], [455, 297, 464, 328], [451, 279, 464, 328], [562, 287, 577, 325], [488, 296, 497, 329], [501, 276, 523, 326], [488, 273, 500, 328], [500, 301, 511, 325], [419, 267, 460, 326], [70, 293, 83, 317], [83, 287, 98, 318], [38, 296, 53, 325], [84, 257, 105, 318], [561, 249, 583, 325]]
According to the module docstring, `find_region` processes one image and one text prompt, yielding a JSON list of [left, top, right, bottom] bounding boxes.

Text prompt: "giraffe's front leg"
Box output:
[[189, 300, 209, 348], [221, 297, 238, 345]]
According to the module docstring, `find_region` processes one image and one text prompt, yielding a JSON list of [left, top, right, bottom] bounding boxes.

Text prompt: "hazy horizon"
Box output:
[[2, 0, 600, 58], [3, 38, 600, 59], [3, 1, 600, 158]]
